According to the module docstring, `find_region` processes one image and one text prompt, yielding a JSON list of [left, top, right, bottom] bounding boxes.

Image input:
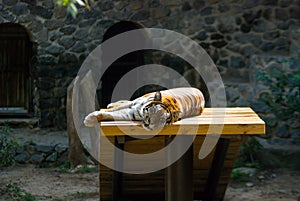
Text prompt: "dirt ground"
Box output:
[[0, 165, 299, 201], [225, 169, 300, 201]]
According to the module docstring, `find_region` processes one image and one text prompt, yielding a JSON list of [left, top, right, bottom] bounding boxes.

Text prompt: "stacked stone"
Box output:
[[14, 143, 68, 165], [0, 0, 299, 134]]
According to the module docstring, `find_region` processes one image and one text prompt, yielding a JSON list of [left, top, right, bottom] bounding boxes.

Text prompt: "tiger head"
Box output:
[[141, 91, 171, 130]]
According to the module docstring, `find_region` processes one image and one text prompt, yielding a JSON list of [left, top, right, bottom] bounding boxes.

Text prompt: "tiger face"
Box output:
[[142, 103, 171, 130], [140, 92, 182, 130]]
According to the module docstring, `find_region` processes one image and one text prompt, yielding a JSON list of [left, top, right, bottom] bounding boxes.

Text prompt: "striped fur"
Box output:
[[84, 87, 205, 130]]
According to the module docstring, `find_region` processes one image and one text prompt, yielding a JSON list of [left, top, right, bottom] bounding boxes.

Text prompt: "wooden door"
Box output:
[[0, 23, 32, 116]]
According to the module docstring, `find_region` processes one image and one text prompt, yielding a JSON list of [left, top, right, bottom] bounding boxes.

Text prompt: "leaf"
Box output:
[[67, 3, 78, 18], [76, 0, 85, 6]]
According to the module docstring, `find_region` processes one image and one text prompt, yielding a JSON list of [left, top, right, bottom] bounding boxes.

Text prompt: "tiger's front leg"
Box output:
[[84, 110, 112, 127], [84, 108, 142, 127]]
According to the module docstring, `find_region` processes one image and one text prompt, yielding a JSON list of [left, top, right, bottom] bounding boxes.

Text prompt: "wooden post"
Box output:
[[165, 136, 194, 201], [204, 138, 230, 200], [67, 80, 86, 168]]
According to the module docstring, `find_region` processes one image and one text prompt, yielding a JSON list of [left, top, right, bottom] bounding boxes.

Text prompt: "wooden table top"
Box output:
[[99, 107, 265, 136]]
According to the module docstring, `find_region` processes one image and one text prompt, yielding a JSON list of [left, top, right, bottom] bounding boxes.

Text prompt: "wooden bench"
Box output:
[[98, 107, 265, 201]]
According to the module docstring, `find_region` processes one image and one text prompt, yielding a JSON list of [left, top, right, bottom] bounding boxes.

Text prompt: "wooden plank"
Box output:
[[100, 122, 265, 136], [99, 107, 265, 136]]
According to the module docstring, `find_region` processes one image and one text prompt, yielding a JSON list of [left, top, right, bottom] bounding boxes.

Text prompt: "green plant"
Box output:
[[5, 182, 35, 201], [58, 161, 71, 173], [0, 124, 18, 167], [76, 191, 87, 197], [74, 165, 94, 173], [256, 54, 300, 120], [55, 0, 94, 18], [231, 169, 251, 182], [59, 163, 97, 173], [235, 137, 262, 168]]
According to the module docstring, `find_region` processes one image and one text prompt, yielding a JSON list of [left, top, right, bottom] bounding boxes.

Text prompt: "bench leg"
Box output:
[[165, 136, 194, 201], [113, 136, 124, 201], [204, 138, 230, 201]]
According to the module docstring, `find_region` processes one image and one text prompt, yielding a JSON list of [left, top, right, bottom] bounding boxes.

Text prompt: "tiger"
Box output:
[[84, 87, 205, 130]]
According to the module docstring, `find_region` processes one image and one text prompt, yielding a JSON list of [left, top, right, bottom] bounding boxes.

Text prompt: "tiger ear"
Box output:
[[154, 91, 162, 102]]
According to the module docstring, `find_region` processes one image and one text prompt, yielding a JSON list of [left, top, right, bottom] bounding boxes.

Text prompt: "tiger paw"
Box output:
[[84, 111, 100, 127]]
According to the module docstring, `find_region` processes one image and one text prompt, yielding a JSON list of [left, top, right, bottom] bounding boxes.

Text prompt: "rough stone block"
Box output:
[[243, 0, 260, 8], [3, 0, 17, 6], [160, 0, 182, 6], [55, 144, 68, 155], [46, 152, 57, 162], [36, 145, 54, 154], [35, 28, 48, 41], [38, 77, 55, 90], [15, 153, 30, 163], [131, 10, 150, 20], [290, 7, 300, 19], [29, 154, 44, 164], [53, 87, 66, 98], [59, 52, 78, 64], [58, 36, 75, 50], [70, 41, 87, 53], [30, 5, 53, 19], [28, 19, 44, 33], [42, 0, 54, 9], [200, 7, 212, 16], [275, 124, 290, 138], [20, 0, 36, 5], [182, 2, 192, 11], [79, 19, 96, 28], [74, 29, 89, 40], [151, 6, 170, 19], [11, 3, 28, 15], [218, 2, 229, 12], [45, 19, 64, 30], [230, 56, 246, 68], [46, 44, 65, 55]]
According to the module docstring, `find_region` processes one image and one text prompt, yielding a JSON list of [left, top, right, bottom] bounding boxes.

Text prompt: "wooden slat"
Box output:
[[99, 107, 265, 136]]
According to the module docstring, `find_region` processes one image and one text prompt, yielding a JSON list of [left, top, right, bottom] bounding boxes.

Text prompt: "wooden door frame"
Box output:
[[0, 23, 33, 117]]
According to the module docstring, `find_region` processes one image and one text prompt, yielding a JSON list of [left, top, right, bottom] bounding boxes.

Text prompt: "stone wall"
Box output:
[[15, 142, 68, 165], [0, 0, 299, 141], [251, 54, 300, 146]]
